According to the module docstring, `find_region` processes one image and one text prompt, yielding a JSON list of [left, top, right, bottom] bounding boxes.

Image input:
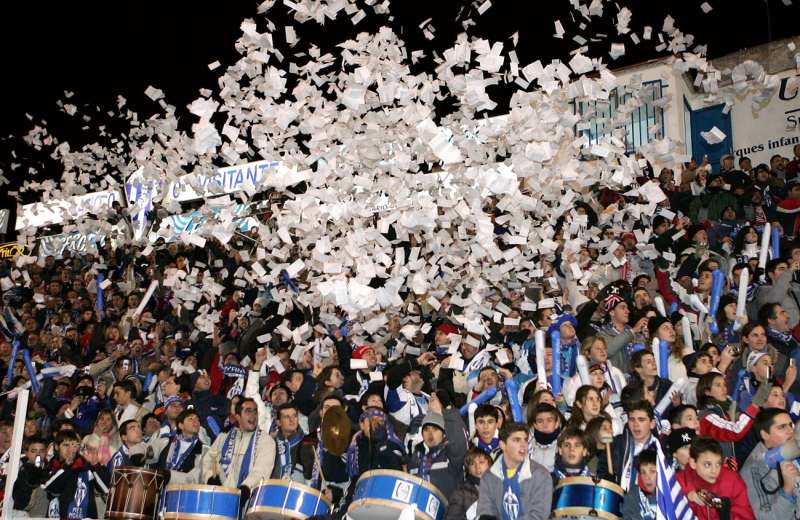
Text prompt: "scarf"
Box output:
[[220, 427, 260, 487], [166, 434, 198, 471], [501, 458, 524, 520], [49, 457, 92, 520], [418, 442, 447, 480], [638, 477, 657, 520], [476, 436, 500, 454], [767, 327, 794, 349], [532, 426, 561, 446], [346, 408, 403, 478], [277, 429, 305, 478], [621, 434, 656, 492], [222, 364, 247, 399], [107, 445, 130, 473], [552, 455, 591, 480]]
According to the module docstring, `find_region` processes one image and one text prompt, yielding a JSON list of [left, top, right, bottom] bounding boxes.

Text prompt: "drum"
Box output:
[[347, 470, 447, 520], [162, 484, 240, 520], [245, 479, 332, 519], [105, 466, 166, 520], [552, 476, 625, 520]]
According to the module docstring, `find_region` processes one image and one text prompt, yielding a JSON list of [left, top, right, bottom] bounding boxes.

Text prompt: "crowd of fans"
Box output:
[[4, 146, 800, 519]]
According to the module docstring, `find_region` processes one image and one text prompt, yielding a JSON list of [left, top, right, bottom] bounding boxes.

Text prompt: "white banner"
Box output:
[[0, 210, 9, 234], [165, 159, 282, 203], [732, 70, 800, 166], [16, 190, 122, 230]]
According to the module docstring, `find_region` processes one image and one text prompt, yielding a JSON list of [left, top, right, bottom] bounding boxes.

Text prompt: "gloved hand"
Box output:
[[751, 381, 773, 408]]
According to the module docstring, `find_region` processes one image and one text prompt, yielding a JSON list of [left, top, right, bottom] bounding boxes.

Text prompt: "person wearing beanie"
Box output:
[[665, 427, 696, 472], [546, 313, 580, 383], [408, 393, 468, 498], [597, 293, 648, 373]]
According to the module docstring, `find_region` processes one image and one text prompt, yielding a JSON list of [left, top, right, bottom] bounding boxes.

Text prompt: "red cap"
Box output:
[[352, 345, 375, 359], [437, 323, 459, 336]]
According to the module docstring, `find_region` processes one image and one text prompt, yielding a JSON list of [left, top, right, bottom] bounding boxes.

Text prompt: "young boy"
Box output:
[[676, 437, 755, 520], [13, 436, 50, 517], [108, 419, 145, 472], [528, 403, 562, 472], [669, 404, 700, 434], [477, 422, 553, 520], [621, 449, 657, 520], [446, 448, 492, 520], [472, 404, 501, 457], [665, 427, 696, 472], [552, 426, 593, 484], [44, 430, 110, 520]]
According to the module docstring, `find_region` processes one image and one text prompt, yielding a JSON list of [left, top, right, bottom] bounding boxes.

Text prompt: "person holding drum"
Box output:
[[144, 395, 186, 464], [408, 393, 468, 497], [597, 400, 660, 492], [155, 408, 206, 484], [476, 421, 553, 520], [107, 419, 146, 473], [201, 397, 276, 503]]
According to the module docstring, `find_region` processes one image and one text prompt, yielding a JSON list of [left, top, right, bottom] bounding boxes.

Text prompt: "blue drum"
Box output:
[[348, 470, 447, 520], [245, 479, 332, 519], [552, 476, 624, 520], [162, 483, 240, 520]]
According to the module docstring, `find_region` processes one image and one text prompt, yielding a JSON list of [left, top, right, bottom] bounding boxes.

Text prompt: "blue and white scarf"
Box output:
[[166, 435, 199, 471], [418, 443, 447, 481], [277, 430, 305, 478], [107, 445, 130, 474], [501, 458, 524, 520], [220, 428, 260, 486], [222, 364, 247, 399]]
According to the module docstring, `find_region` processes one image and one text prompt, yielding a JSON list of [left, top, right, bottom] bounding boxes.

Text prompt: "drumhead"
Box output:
[[348, 499, 427, 520], [357, 470, 448, 507]]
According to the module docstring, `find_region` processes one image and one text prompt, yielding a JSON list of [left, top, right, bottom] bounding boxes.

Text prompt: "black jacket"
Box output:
[[192, 389, 228, 438], [445, 475, 480, 520], [408, 408, 468, 497]]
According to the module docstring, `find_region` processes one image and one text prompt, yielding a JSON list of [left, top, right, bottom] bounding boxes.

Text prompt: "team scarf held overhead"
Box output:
[[222, 364, 247, 399]]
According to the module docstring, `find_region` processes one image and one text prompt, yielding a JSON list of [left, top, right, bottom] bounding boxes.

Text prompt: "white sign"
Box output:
[[16, 190, 122, 230], [165, 160, 281, 203], [732, 70, 800, 166]]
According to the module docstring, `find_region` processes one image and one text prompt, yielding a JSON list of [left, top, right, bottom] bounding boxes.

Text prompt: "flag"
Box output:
[[656, 441, 697, 520]]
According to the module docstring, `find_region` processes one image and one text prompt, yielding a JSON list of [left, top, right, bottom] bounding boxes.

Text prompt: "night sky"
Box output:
[[0, 0, 798, 235]]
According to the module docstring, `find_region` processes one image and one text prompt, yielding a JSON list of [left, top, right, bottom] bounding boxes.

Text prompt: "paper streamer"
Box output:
[[5, 338, 19, 388], [95, 272, 105, 320], [535, 330, 547, 388], [133, 280, 159, 318], [206, 416, 221, 438], [654, 377, 687, 416], [653, 296, 667, 317], [681, 317, 692, 350], [576, 355, 590, 386], [504, 379, 524, 423], [467, 402, 478, 437], [21, 349, 38, 394], [459, 387, 498, 416], [707, 269, 725, 335], [550, 330, 561, 396], [771, 226, 781, 260], [734, 268, 749, 332], [759, 223, 771, 269]]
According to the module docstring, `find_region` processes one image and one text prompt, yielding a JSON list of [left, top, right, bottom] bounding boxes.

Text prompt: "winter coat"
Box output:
[[676, 465, 755, 520], [408, 408, 468, 497], [477, 456, 553, 520], [446, 475, 480, 520]]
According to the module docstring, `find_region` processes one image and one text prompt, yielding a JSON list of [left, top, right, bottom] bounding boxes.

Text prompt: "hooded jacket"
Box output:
[[408, 408, 468, 497], [476, 456, 553, 520]]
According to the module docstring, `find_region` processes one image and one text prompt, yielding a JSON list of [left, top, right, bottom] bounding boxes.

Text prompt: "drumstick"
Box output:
[[600, 433, 614, 476], [311, 441, 328, 491]]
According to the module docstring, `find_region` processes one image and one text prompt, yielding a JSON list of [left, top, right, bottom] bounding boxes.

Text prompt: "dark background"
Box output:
[[0, 0, 798, 237]]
